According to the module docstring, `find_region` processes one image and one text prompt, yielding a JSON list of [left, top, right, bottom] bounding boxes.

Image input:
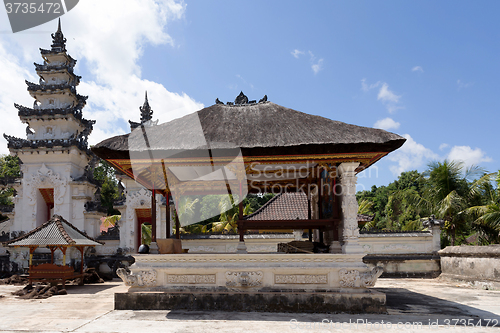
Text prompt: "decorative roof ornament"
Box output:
[[215, 93, 269, 106], [129, 92, 158, 130], [140, 91, 153, 123], [234, 91, 248, 105], [50, 18, 67, 53]]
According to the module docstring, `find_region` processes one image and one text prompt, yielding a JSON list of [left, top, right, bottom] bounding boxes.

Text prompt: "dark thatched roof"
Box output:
[[92, 100, 405, 159]]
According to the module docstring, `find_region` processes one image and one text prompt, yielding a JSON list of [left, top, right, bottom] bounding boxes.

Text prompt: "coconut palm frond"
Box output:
[[402, 219, 424, 231], [101, 215, 121, 228], [357, 199, 374, 215]]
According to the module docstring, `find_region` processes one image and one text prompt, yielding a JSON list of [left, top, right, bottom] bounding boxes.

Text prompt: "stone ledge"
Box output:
[[115, 290, 386, 313], [438, 245, 500, 257]]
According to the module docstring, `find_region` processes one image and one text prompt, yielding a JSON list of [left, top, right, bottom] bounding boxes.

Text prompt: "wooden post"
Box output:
[[29, 246, 37, 267], [308, 186, 312, 242], [61, 247, 67, 266], [165, 193, 171, 239], [77, 246, 85, 274], [238, 200, 244, 242], [175, 205, 180, 240], [151, 189, 157, 243]]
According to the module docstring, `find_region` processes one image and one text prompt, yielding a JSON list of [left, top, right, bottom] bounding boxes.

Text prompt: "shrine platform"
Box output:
[[114, 253, 385, 313]]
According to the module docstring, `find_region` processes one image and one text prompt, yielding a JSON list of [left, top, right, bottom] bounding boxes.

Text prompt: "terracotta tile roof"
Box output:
[[5, 215, 103, 247], [245, 193, 308, 221], [245, 192, 374, 223]]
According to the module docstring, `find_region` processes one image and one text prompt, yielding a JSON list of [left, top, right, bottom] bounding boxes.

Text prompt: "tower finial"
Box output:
[[51, 18, 67, 52], [140, 91, 153, 123]]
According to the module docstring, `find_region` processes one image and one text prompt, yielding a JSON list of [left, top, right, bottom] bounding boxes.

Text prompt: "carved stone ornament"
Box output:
[[125, 188, 152, 225], [275, 274, 327, 284], [339, 267, 383, 288], [116, 268, 157, 287], [225, 271, 263, 287], [167, 274, 216, 284], [25, 164, 67, 205], [359, 266, 384, 287]]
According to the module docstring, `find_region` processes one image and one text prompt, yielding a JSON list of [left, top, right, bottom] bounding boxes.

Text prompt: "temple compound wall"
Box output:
[[439, 245, 500, 290]]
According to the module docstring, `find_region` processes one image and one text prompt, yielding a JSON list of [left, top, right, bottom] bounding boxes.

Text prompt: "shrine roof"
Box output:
[[245, 192, 374, 223], [93, 93, 406, 160], [5, 215, 102, 247]]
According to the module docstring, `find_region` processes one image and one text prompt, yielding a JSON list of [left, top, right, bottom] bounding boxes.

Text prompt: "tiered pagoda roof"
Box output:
[[3, 19, 95, 156]]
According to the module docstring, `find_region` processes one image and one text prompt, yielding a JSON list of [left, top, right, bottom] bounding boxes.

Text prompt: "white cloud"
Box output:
[[412, 66, 423, 72], [373, 118, 400, 131], [311, 59, 324, 74], [291, 49, 304, 58], [457, 79, 474, 90], [308, 51, 324, 74], [439, 143, 449, 151], [447, 146, 492, 168], [361, 79, 403, 113], [377, 83, 403, 113], [361, 78, 381, 92], [0, 0, 203, 154], [377, 83, 400, 103], [388, 134, 439, 176]]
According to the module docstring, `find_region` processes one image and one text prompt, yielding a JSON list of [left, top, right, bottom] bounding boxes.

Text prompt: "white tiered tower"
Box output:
[[2, 20, 103, 267]]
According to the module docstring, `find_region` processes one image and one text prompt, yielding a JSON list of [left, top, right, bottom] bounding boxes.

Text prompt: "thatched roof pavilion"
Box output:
[[92, 93, 405, 252]]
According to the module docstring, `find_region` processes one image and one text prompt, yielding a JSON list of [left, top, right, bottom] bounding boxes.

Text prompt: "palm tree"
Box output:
[[464, 171, 500, 244], [421, 160, 488, 245], [210, 195, 253, 233]]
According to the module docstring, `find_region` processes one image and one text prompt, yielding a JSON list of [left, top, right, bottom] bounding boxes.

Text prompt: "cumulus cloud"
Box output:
[[373, 118, 400, 131], [412, 66, 423, 72], [447, 146, 492, 168], [291, 49, 304, 58], [0, 0, 203, 154], [387, 134, 439, 176]]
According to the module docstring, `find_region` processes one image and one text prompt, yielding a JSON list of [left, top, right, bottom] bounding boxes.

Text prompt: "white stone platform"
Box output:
[[118, 253, 384, 291]]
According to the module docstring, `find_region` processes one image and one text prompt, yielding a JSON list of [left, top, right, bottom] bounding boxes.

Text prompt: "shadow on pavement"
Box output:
[[162, 287, 500, 327]]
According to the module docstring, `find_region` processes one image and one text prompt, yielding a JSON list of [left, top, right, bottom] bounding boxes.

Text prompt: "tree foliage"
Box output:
[[357, 161, 500, 246], [93, 160, 121, 216]]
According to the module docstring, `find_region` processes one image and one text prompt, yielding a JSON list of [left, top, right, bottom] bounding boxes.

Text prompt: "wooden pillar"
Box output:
[[165, 193, 171, 239], [175, 203, 180, 240], [60, 246, 67, 265], [308, 189, 312, 242], [238, 200, 244, 242], [77, 246, 85, 274], [151, 189, 157, 243], [28, 246, 37, 267]]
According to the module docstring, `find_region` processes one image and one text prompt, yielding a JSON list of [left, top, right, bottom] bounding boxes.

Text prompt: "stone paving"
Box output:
[[0, 278, 499, 332]]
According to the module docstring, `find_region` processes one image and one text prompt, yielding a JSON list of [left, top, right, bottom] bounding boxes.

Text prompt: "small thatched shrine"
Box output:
[[6, 215, 102, 287]]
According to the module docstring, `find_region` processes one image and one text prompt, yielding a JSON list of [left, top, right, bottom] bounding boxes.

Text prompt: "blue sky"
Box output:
[[0, 0, 499, 191]]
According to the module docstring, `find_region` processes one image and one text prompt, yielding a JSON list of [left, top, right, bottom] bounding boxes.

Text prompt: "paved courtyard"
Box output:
[[0, 278, 499, 333]]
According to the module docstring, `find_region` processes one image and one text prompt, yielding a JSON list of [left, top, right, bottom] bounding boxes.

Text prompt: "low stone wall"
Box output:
[[360, 231, 441, 278], [439, 245, 500, 289], [181, 234, 295, 253]]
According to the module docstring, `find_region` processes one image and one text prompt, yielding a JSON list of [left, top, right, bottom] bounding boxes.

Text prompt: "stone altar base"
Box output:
[[116, 253, 385, 313], [115, 289, 386, 313]]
